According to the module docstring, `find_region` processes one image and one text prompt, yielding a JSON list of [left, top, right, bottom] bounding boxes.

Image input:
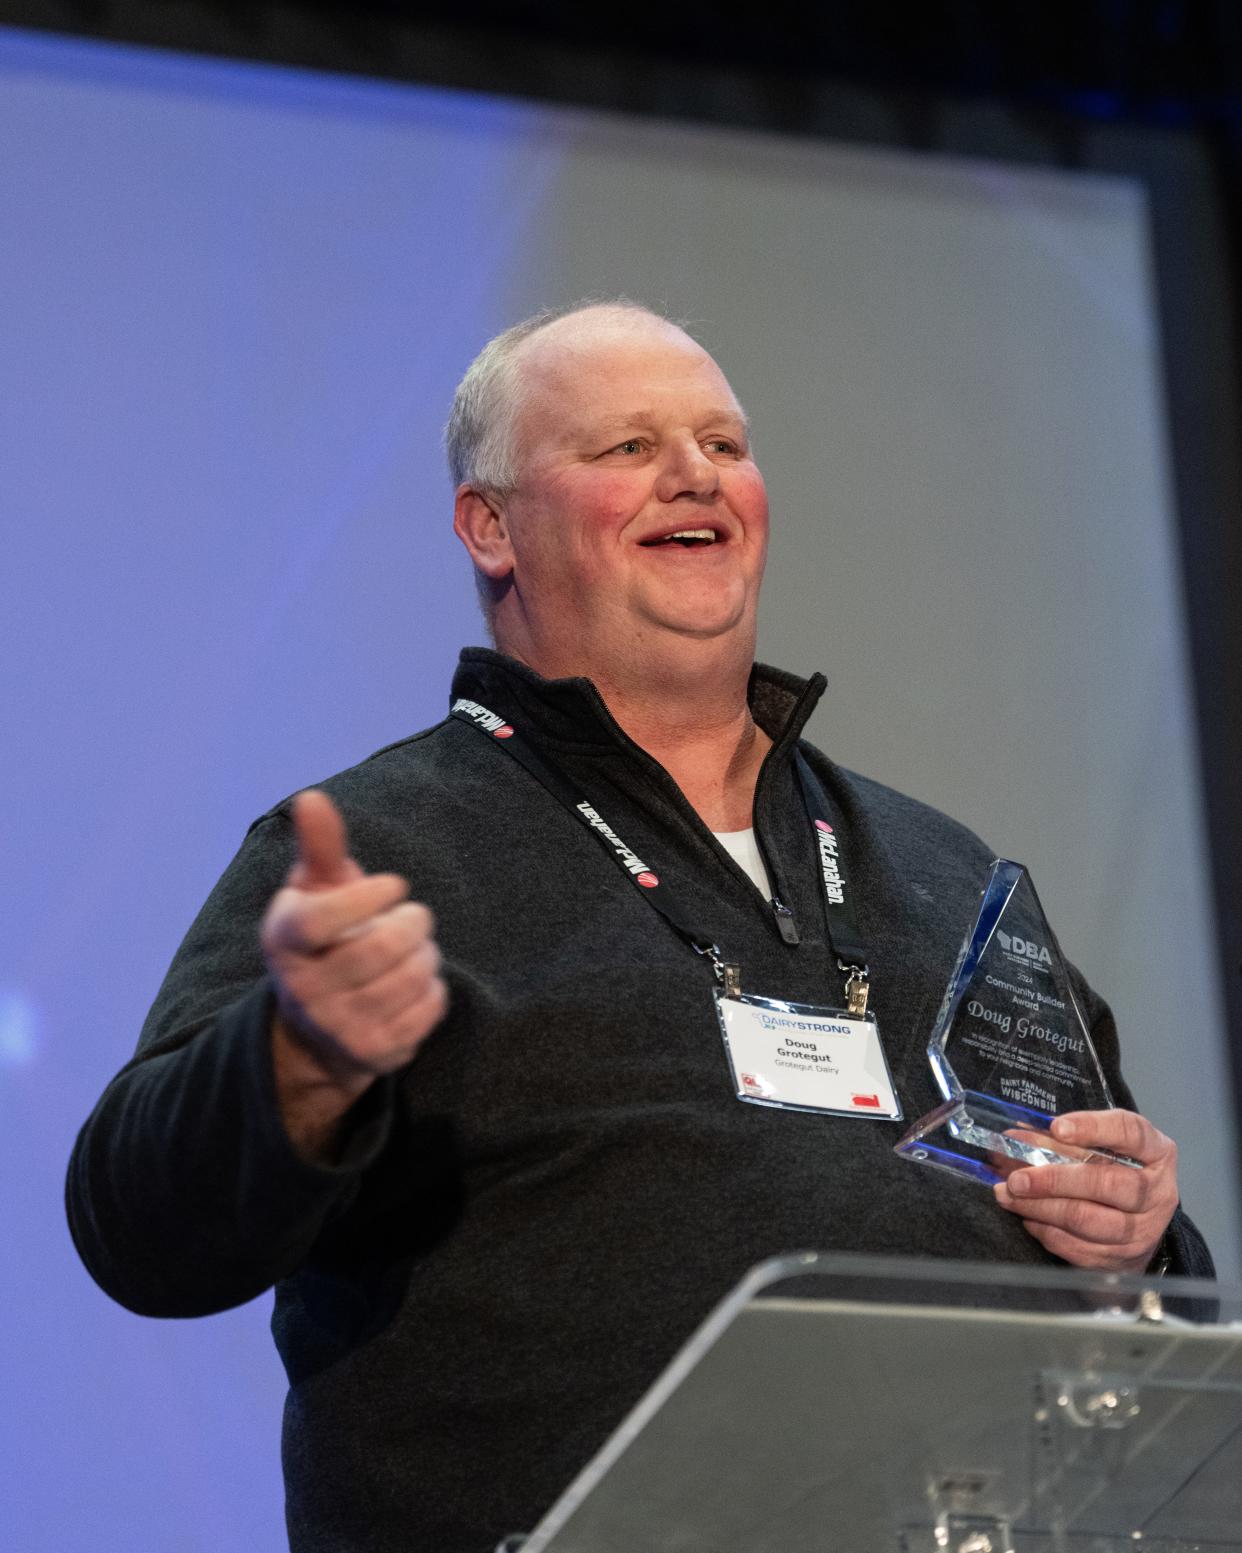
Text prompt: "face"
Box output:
[[480, 314, 769, 677]]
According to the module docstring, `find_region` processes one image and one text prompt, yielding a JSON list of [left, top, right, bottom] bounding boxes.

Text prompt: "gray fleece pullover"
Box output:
[[66, 649, 1212, 1552]]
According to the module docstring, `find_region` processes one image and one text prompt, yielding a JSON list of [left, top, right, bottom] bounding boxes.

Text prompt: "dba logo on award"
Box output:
[[996, 929, 1052, 966]]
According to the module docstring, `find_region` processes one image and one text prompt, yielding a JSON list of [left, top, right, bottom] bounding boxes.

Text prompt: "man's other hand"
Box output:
[[261, 790, 447, 1156], [993, 1109, 1179, 1273]]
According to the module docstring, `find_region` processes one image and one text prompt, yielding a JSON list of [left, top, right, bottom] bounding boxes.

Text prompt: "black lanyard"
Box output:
[[792, 752, 869, 971], [450, 697, 871, 1001]]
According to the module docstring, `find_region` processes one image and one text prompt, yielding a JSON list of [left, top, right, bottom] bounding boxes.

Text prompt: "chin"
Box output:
[[644, 609, 752, 645], [641, 586, 752, 639]]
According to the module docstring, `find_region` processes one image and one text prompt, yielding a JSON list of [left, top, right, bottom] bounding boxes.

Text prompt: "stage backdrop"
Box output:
[[1, 24, 1234, 1551]]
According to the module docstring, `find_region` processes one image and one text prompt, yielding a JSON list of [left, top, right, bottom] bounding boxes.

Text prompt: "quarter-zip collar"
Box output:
[[450, 647, 826, 761], [450, 647, 830, 950]]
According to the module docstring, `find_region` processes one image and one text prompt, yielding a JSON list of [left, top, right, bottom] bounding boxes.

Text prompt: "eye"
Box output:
[[705, 437, 740, 455], [613, 438, 644, 455]]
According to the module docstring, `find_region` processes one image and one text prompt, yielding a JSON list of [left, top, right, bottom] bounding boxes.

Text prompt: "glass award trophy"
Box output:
[[894, 859, 1138, 1187]]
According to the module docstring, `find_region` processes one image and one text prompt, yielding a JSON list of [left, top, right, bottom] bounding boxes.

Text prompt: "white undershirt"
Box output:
[[712, 827, 773, 899]]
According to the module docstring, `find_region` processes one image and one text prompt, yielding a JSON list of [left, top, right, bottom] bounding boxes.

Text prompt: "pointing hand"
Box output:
[[261, 791, 447, 1151]]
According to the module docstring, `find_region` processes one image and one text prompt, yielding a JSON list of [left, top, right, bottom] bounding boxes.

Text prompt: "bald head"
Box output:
[[445, 301, 699, 496]]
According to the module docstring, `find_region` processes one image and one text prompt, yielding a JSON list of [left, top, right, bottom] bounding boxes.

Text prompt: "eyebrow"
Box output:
[[576, 407, 751, 438]]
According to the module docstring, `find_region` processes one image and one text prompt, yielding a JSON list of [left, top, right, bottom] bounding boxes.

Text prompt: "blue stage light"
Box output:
[[0, 989, 38, 1067]]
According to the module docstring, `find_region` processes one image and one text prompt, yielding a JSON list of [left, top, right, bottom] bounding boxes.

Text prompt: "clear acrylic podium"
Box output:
[[516, 1252, 1242, 1553]]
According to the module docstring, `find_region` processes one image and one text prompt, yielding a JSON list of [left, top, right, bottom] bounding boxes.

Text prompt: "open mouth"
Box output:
[[639, 527, 723, 549]]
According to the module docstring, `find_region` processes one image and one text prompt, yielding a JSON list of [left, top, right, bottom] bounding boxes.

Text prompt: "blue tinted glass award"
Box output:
[[894, 860, 1136, 1187]]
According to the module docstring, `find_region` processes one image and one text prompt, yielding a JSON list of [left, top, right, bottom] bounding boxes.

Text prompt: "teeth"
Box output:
[[669, 529, 716, 540]]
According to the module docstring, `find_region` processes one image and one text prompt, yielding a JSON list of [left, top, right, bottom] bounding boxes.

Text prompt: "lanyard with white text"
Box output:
[[451, 697, 871, 1008], [793, 752, 871, 1015]]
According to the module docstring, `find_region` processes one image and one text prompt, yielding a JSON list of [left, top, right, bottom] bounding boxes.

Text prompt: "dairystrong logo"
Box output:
[[452, 697, 514, 739], [996, 928, 1052, 967], [813, 818, 845, 905], [575, 802, 659, 887]]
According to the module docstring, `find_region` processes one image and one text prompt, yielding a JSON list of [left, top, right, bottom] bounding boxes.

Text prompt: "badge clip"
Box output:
[[842, 963, 870, 1017], [698, 941, 742, 999]]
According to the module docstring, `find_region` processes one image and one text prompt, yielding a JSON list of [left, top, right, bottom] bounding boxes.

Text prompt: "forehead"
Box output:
[[513, 314, 740, 440]]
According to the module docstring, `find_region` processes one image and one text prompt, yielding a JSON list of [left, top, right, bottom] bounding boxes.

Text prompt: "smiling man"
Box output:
[[68, 301, 1211, 1553]]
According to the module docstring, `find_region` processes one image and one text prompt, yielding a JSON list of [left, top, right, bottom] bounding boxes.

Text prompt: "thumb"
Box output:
[[289, 789, 362, 888]]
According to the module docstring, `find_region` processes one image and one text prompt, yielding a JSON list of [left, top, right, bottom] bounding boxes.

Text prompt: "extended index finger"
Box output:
[[1049, 1109, 1171, 1166], [999, 1154, 1150, 1214]]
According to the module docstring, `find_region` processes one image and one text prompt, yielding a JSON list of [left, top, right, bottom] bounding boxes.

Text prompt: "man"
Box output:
[[68, 302, 1210, 1553]]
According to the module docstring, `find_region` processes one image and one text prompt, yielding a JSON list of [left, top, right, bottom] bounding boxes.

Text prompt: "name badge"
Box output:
[[716, 991, 902, 1120]]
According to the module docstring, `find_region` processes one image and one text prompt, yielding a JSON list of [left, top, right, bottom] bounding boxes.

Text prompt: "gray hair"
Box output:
[[444, 298, 672, 495]]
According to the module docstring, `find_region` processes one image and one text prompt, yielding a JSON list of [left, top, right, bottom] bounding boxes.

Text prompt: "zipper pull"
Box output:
[[771, 898, 800, 945]]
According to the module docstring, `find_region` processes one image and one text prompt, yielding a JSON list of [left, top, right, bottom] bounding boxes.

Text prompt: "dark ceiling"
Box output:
[[4, 1, 1242, 133], [346, 0, 1242, 112]]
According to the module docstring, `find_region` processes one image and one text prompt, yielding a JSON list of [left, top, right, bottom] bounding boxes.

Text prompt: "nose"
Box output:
[[654, 436, 720, 502]]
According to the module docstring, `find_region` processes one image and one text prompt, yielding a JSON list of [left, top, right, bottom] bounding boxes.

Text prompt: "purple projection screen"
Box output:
[[2, 23, 1234, 1551]]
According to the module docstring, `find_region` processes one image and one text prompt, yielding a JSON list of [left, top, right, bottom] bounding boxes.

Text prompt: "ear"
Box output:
[[453, 485, 515, 581]]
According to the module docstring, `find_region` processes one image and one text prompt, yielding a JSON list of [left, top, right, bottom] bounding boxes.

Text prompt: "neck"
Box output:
[[604, 687, 772, 832], [502, 633, 771, 831]]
